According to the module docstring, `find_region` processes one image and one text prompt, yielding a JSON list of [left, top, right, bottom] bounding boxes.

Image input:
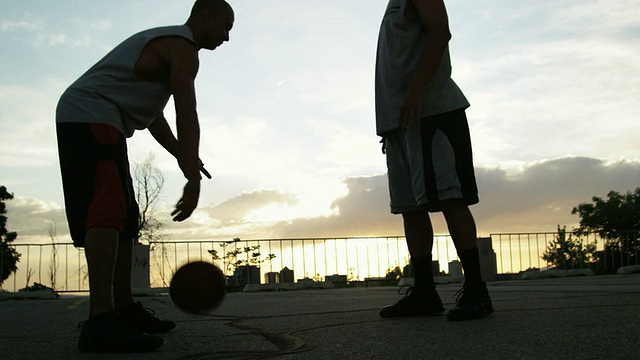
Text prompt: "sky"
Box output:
[[1, 0, 639, 245]]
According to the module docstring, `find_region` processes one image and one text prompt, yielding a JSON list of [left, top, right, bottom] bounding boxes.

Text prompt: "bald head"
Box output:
[[186, 0, 234, 50], [188, 0, 233, 23]]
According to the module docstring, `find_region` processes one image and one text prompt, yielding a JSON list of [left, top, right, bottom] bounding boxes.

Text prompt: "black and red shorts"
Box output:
[[56, 122, 139, 247]]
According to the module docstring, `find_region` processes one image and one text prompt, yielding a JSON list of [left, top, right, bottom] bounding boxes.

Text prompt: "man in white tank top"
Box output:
[[56, 0, 234, 352]]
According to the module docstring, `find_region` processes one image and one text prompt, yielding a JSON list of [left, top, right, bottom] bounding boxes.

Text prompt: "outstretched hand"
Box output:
[[172, 181, 200, 222]]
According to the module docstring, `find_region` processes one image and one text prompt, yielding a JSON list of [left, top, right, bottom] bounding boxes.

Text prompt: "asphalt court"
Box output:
[[1, 274, 639, 359]]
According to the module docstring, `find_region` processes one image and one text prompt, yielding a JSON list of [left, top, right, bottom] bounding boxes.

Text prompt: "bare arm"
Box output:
[[170, 40, 201, 182], [167, 39, 202, 222], [400, 0, 452, 127], [148, 116, 211, 178], [148, 115, 179, 157]]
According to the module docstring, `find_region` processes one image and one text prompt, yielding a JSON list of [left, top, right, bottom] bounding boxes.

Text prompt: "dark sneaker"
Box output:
[[118, 301, 176, 334], [379, 285, 445, 318], [78, 311, 163, 352], [447, 283, 494, 321]]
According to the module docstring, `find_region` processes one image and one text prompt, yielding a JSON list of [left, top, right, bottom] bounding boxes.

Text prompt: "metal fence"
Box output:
[[0, 242, 87, 293], [491, 230, 639, 274], [1, 231, 638, 293], [148, 236, 457, 288]]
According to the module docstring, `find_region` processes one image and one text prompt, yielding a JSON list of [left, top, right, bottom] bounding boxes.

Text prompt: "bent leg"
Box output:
[[113, 238, 134, 309], [85, 228, 119, 317]]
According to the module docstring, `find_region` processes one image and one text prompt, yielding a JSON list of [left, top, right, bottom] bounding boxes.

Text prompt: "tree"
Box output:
[[542, 225, 596, 270], [209, 238, 276, 286], [572, 188, 640, 270], [385, 266, 402, 281], [133, 153, 165, 244], [132, 153, 175, 286], [1, 186, 21, 286]]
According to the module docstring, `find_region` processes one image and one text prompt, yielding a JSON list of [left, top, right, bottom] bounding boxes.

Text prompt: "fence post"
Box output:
[[132, 243, 150, 289], [477, 237, 497, 281]]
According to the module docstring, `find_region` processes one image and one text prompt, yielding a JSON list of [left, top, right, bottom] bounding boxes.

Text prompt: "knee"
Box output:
[[440, 199, 469, 217], [402, 211, 429, 225]]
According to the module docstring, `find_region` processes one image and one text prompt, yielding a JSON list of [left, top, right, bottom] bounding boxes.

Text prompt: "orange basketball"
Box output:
[[170, 261, 226, 314]]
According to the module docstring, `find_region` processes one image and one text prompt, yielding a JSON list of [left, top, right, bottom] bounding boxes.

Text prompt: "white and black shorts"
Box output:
[[383, 109, 479, 213]]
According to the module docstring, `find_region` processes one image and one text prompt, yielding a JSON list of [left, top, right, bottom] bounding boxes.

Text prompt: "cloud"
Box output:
[[209, 190, 299, 225], [0, 13, 110, 50], [552, 0, 640, 35], [0, 18, 43, 32], [177, 157, 637, 240], [89, 20, 112, 31], [269, 175, 396, 239], [31, 33, 99, 49], [261, 157, 640, 238], [0, 14, 93, 49], [450, 0, 640, 167], [158, 189, 301, 241], [473, 157, 640, 233], [10, 156, 637, 244], [5, 196, 68, 242], [462, 35, 640, 166], [0, 83, 62, 167]]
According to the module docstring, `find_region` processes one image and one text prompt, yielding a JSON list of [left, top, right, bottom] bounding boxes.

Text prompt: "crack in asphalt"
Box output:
[[174, 308, 383, 359], [176, 314, 316, 359]]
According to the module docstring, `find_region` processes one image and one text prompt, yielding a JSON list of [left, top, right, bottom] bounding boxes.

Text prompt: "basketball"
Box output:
[[170, 261, 226, 314]]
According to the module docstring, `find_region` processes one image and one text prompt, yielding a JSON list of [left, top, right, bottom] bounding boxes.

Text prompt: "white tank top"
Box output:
[[56, 25, 195, 137], [375, 0, 469, 136]]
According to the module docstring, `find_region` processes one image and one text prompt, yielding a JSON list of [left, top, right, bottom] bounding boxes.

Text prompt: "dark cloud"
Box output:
[[474, 157, 640, 233], [270, 157, 640, 238], [269, 175, 401, 238]]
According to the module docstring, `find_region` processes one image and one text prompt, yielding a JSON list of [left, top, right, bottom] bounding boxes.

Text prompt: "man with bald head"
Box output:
[[56, 0, 234, 352]]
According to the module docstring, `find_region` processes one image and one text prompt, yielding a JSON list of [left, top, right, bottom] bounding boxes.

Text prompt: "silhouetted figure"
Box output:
[[375, 0, 493, 321], [55, 0, 234, 352]]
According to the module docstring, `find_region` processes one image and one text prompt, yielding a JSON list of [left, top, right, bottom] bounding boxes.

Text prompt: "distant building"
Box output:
[[265, 272, 279, 284], [230, 265, 260, 286], [280, 267, 294, 283], [477, 237, 497, 281], [325, 274, 347, 284]]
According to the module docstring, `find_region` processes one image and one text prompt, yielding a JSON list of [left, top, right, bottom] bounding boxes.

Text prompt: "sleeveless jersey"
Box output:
[[56, 25, 195, 137]]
